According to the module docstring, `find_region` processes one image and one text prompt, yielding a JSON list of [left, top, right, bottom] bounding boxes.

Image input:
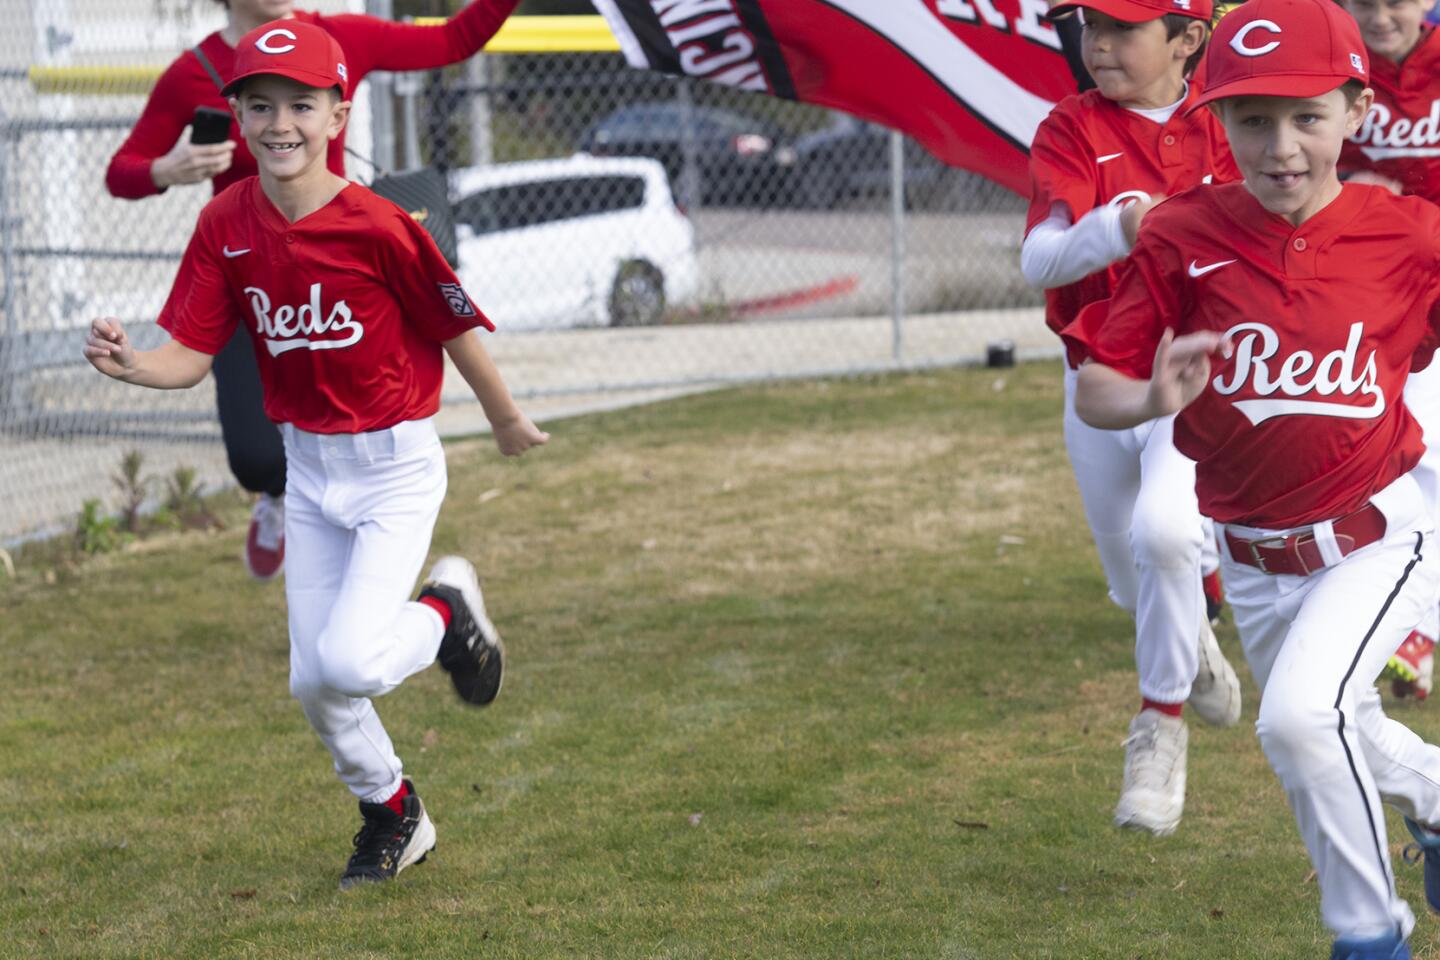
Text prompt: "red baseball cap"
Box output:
[[222, 19, 349, 98], [1050, 0, 1213, 22], [1191, 0, 1367, 109]]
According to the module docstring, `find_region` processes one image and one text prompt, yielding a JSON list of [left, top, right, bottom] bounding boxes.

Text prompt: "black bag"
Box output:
[[193, 44, 458, 267], [365, 166, 459, 268]]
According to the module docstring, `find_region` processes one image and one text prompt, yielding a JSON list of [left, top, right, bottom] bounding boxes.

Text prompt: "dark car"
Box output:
[[579, 102, 796, 206], [788, 115, 959, 210]]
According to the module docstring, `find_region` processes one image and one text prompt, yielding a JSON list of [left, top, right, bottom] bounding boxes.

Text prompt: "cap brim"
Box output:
[[1187, 74, 1352, 113], [1048, 0, 1165, 21], [221, 66, 345, 98]]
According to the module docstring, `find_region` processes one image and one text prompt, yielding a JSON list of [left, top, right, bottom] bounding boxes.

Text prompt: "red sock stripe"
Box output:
[[419, 595, 452, 629], [1142, 698, 1184, 718], [382, 780, 409, 816]]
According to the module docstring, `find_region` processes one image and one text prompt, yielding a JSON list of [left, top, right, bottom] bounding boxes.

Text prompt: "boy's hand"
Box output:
[[1146, 328, 1229, 419], [1120, 193, 1164, 248], [492, 412, 550, 457], [83, 317, 137, 380], [150, 129, 236, 188]]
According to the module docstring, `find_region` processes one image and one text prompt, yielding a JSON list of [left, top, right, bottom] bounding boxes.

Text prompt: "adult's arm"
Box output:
[[324, 0, 522, 76], [106, 55, 200, 199]]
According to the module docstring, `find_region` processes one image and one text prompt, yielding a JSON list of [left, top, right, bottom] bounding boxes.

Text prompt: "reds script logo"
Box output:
[[244, 283, 364, 356], [1211, 321, 1384, 425], [1351, 100, 1440, 160]]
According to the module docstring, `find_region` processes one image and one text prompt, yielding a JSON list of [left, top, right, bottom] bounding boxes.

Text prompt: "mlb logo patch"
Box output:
[[1173, 0, 1191, 9], [438, 282, 476, 318], [337, 62, 348, 83], [1350, 52, 1364, 72]]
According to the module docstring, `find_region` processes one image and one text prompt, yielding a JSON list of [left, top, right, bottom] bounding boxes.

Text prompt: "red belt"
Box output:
[[1225, 503, 1387, 577]]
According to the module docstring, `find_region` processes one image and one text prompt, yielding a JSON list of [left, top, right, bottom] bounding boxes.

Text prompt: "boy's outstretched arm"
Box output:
[[443, 330, 549, 456], [1075, 329, 1229, 430], [83, 316, 213, 388]]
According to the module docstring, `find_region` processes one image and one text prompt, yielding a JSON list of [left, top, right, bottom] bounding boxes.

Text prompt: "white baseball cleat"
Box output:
[[1188, 620, 1242, 727], [1114, 709, 1188, 837]]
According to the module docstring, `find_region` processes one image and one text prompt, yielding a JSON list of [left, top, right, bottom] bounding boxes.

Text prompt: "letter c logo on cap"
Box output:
[[256, 28, 298, 55], [1230, 19, 1281, 56]]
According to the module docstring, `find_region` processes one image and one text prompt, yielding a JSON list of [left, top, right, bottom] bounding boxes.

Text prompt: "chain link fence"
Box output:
[[0, 0, 1045, 546]]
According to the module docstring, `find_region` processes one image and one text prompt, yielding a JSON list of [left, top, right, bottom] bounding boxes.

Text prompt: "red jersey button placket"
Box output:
[[1284, 233, 1316, 278], [1159, 130, 1182, 168]]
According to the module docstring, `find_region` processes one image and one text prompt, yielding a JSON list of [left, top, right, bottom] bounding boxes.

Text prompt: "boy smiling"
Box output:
[[1067, 0, 1440, 954], [85, 21, 548, 890]]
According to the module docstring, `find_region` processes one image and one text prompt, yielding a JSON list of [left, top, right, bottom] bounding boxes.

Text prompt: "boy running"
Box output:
[[1068, 0, 1440, 953], [84, 20, 547, 889], [1021, 0, 1243, 836]]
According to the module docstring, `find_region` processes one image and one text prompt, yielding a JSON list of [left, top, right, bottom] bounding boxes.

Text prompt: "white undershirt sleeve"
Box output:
[[1020, 201, 1136, 290]]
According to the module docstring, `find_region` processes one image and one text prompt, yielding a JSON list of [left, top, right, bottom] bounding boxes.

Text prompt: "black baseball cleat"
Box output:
[[420, 556, 506, 706], [339, 779, 436, 891]]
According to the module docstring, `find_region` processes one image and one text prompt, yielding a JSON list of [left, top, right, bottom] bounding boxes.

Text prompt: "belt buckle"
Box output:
[[1247, 534, 1290, 575]]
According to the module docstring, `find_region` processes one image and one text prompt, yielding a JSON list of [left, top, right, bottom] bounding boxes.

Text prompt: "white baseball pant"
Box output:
[[281, 417, 449, 804], [1063, 367, 1206, 703], [1222, 471, 1440, 941], [1404, 362, 1440, 640]]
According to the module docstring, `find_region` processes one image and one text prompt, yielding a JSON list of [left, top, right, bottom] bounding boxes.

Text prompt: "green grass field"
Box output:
[[5, 360, 1440, 958]]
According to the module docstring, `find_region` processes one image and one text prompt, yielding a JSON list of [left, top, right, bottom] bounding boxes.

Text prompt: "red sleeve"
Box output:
[[156, 203, 239, 354], [379, 206, 495, 340], [1026, 104, 1098, 236], [319, 0, 521, 79], [1060, 226, 1182, 377], [105, 54, 200, 199]]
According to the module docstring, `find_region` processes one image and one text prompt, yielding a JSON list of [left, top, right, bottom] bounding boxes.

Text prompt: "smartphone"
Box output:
[[190, 106, 233, 145]]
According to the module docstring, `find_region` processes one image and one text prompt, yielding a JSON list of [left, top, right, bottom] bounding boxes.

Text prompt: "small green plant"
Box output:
[[163, 465, 221, 531], [73, 498, 126, 555], [113, 449, 150, 534]]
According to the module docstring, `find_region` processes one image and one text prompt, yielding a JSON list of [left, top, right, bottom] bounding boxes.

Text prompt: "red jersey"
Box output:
[[105, 1, 519, 199], [1062, 183, 1440, 529], [1340, 26, 1440, 205], [158, 179, 492, 434], [1026, 84, 1241, 337]]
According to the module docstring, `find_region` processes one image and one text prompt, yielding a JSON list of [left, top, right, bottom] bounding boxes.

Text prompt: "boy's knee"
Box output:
[[1131, 508, 1203, 569], [1256, 691, 1339, 783], [313, 637, 385, 698]]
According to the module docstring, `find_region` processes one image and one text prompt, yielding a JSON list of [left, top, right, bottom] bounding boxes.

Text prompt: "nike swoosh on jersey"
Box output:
[[1188, 259, 1236, 277], [1096, 152, 1124, 164], [223, 246, 251, 258]]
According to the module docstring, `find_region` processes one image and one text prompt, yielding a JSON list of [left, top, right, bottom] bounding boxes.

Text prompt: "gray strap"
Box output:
[[192, 44, 226, 93]]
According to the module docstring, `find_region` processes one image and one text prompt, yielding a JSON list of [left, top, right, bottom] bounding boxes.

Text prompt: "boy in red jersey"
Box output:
[[105, 0, 520, 583], [1021, 0, 1244, 837], [1338, 0, 1440, 701], [84, 21, 548, 890], [1069, 0, 1440, 953]]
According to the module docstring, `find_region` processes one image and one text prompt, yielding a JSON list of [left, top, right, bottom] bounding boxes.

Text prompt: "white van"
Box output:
[[450, 155, 700, 330]]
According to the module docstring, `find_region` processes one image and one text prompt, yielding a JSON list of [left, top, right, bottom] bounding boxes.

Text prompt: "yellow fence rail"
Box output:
[[28, 15, 619, 95]]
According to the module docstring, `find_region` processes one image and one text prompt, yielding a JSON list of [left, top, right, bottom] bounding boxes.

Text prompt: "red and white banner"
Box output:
[[591, 0, 1080, 196]]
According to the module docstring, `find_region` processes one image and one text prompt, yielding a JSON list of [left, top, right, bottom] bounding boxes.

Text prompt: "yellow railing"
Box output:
[[28, 15, 620, 95]]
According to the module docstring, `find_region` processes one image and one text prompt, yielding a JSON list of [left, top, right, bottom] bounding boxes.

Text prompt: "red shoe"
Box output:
[[1202, 569, 1225, 625], [244, 495, 285, 581], [1386, 630, 1435, 701]]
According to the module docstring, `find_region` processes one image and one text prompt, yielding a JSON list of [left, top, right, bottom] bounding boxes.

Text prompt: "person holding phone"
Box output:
[[105, 0, 520, 581]]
